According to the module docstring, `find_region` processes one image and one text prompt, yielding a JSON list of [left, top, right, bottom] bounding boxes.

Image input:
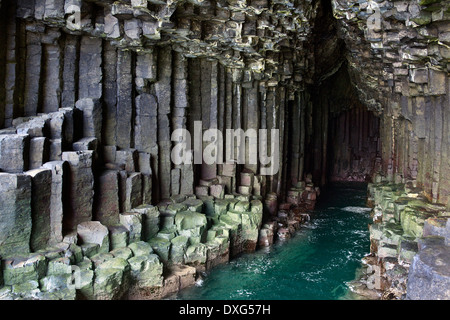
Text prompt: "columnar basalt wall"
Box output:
[[0, 0, 321, 300], [0, 0, 323, 199], [332, 0, 450, 205]]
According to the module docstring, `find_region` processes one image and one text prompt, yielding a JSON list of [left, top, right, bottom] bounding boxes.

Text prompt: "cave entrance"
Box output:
[[298, 0, 381, 188], [305, 64, 382, 186]]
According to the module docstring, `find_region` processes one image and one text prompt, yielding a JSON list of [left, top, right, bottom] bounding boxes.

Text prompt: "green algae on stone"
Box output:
[[108, 225, 129, 250], [185, 243, 207, 264], [398, 239, 419, 263], [130, 205, 160, 241], [2, 254, 47, 286], [197, 195, 215, 216], [11, 280, 39, 294], [175, 210, 207, 230], [170, 235, 189, 265], [182, 198, 204, 212], [110, 247, 133, 260], [166, 203, 188, 214], [234, 200, 250, 212], [128, 254, 163, 288], [148, 236, 171, 263], [157, 227, 177, 241], [68, 243, 84, 264], [380, 222, 404, 246], [213, 199, 230, 216], [94, 257, 130, 300], [47, 257, 72, 275], [80, 243, 100, 258], [400, 207, 434, 238], [128, 240, 154, 257], [89, 252, 114, 268], [39, 274, 72, 292]]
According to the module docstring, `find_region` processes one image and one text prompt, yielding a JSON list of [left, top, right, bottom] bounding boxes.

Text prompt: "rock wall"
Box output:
[[350, 181, 449, 300], [332, 0, 450, 205]]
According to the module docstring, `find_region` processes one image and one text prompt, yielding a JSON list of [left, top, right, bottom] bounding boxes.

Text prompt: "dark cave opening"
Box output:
[[298, 0, 381, 188]]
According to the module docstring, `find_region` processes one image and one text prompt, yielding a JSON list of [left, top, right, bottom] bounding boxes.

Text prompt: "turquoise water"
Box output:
[[175, 183, 372, 300]]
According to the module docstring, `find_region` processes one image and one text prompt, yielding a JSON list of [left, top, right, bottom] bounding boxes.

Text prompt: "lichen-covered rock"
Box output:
[[110, 247, 133, 260], [2, 254, 47, 286], [148, 237, 171, 264], [94, 257, 130, 300], [401, 207, 431, 238], [128, 254, 163, 288], [80, 243, 99, 258], [90, 253, 114, 268], [170, 235, 189, 265], [185, 243, 208, 265], [76, 257, 94, 299], [128, 241, 153, 257], [46, 257, 71, 276], [182, 198, 204, 213]]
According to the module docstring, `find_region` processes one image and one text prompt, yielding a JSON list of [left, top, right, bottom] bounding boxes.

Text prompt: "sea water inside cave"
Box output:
[[174, 183, 372, 300]]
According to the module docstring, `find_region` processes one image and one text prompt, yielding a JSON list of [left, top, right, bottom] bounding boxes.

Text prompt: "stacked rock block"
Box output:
[[354, 180, 450, 300], [0, 103, 273, 300], [251, 178, 319, 246], [0, 99, 165, 300]]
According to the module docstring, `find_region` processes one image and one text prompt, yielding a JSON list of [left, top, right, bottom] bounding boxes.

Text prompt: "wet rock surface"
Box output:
[[350, 179, 450, 300]]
